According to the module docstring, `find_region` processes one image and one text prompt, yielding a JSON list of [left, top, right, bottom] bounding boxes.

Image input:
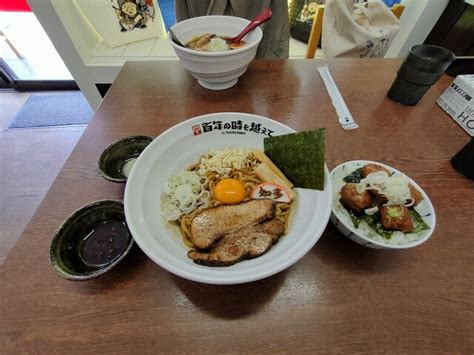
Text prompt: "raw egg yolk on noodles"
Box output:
[[213, 179, 246, 204]]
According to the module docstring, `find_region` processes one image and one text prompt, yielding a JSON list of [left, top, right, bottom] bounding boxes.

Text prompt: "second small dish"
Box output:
[[98, 135, 154, 183]]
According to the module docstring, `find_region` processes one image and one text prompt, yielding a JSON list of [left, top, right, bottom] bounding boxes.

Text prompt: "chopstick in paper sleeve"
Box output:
[[317, 65, 359, 130]]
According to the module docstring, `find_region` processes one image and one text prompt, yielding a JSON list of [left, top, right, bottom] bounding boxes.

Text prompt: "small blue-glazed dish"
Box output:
[[50, 200, 134, 280], [98, 135, 154, 183]]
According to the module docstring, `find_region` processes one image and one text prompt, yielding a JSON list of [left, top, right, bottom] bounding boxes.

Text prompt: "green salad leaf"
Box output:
[[362, 213, 394, 239], [345, 205, 361, 228], [344, 203, 430, 239], [263, 128, 325, 190], [410, 209, 430, 234], [343, 168, 363, 183]]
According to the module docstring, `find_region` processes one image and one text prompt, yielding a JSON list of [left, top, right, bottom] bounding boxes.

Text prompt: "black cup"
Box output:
[[404, 44, 455, 74], [397, 64, 443, 86], [388, 44, 455, 105], [387, 77, 431, 105], [451, 138, 474, 180]]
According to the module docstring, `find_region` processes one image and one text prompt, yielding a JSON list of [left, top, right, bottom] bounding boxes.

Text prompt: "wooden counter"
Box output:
[[1, 59, 472, 353]]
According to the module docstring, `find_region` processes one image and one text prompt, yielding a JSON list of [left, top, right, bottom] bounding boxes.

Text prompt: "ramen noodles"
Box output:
[[161, 148, 294, 248]]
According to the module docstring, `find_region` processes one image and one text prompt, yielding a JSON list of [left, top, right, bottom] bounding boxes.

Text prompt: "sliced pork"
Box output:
[[190, 199, 275, 249], [188, 219, 285, 266]]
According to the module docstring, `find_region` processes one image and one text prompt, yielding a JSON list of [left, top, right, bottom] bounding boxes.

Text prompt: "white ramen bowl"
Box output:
[[331, 160, 436, 250], [169, 16, 263, 90], [124, 112, 332, 284]]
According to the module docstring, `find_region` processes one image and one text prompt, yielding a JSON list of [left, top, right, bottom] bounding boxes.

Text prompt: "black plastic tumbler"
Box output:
[[451, 138, 474, 180], [388, 44, 455, 105]]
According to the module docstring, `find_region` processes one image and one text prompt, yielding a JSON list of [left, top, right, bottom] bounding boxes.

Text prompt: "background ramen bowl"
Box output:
[[49, 200, 134, 280], [330, 160, 436, 250], [98, 135, 154, 183], [169, 15, 263, 90], [124, 112, 332, 285]]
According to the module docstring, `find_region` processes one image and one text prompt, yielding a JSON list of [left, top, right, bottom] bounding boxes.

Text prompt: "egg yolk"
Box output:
[[213, 179, 246, 204]]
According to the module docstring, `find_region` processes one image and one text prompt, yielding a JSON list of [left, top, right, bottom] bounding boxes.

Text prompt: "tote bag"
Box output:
[[75, 0, 165, 48], [322, 0, 400, 58]]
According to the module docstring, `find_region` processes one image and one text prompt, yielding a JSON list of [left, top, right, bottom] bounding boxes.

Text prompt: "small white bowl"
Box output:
[[330, 160, 436, 249], [169, 16, 263, 90]]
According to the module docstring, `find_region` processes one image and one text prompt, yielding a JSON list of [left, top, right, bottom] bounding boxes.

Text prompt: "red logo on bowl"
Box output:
[[192, 125, 202, 136]]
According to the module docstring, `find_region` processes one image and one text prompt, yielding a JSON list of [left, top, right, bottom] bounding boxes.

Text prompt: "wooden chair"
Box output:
[[305, 3, 405, 59]]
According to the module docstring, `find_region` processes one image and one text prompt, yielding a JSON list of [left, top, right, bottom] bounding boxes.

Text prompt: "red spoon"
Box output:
[[230, 8, 272, 43]]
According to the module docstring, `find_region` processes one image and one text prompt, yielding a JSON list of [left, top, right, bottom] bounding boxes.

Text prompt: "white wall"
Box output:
[[385, 0, 449, 58]]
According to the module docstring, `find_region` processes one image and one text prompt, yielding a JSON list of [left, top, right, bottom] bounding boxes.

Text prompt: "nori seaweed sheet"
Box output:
[[263, 128, 325, 190]]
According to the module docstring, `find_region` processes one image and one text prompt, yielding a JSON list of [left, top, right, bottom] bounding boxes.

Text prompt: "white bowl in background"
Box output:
[[331, 160, 436, 250], [124, 112, 332, 284], [169, 16, 263, 90]]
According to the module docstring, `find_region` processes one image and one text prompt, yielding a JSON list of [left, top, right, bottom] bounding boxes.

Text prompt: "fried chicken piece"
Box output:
[[361, 163, 391, 178], [340, 183, 373, 213], [379, 205, 413, 233], [409, 184, 423, 206]]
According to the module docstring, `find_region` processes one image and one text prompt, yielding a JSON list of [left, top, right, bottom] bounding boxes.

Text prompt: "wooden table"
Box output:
[[1, 60, 473, 353]]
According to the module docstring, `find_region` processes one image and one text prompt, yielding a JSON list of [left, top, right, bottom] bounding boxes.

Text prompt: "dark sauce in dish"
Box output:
[[79, 220, 130, 267]]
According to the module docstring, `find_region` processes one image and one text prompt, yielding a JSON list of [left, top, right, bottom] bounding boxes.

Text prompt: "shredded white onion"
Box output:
[[382, 175, 412, 206], [358, 171, 414, 215], [404, 198, 415, 208], [356, 171, 389, 193], [364, 206, 379, 215], [160, 171, 210, 221]]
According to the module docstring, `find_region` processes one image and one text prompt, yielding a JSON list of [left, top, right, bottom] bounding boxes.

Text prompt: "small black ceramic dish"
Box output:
[[98, 135, 154, 183], [50, 200, 134, 280]]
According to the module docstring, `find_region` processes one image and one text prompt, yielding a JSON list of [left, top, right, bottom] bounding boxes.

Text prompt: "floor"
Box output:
[[0, 91, 84, 265]]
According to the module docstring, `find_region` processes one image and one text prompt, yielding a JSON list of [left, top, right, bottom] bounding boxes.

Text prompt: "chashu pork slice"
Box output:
[[188, 219, 285, 266], [190, 199, 275, 249]]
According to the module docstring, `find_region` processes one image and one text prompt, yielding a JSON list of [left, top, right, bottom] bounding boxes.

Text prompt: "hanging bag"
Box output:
[[322, 0, 400, 58]]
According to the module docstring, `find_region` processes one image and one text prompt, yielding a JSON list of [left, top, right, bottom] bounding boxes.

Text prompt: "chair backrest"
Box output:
[[304, 5, 325, 59], [305, 3, 405, 59], [391, 4, 405, 20]]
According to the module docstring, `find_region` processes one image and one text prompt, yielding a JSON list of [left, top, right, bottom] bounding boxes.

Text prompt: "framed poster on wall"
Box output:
[[75, 0, 165, 47]]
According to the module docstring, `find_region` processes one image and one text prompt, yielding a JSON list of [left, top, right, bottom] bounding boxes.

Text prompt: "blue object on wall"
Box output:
[[157, 0, 175, 31], [383, 0, 401, 7]]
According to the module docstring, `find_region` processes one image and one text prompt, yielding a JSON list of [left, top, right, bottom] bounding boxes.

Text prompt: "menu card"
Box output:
[[437, 75, 474, 137]]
